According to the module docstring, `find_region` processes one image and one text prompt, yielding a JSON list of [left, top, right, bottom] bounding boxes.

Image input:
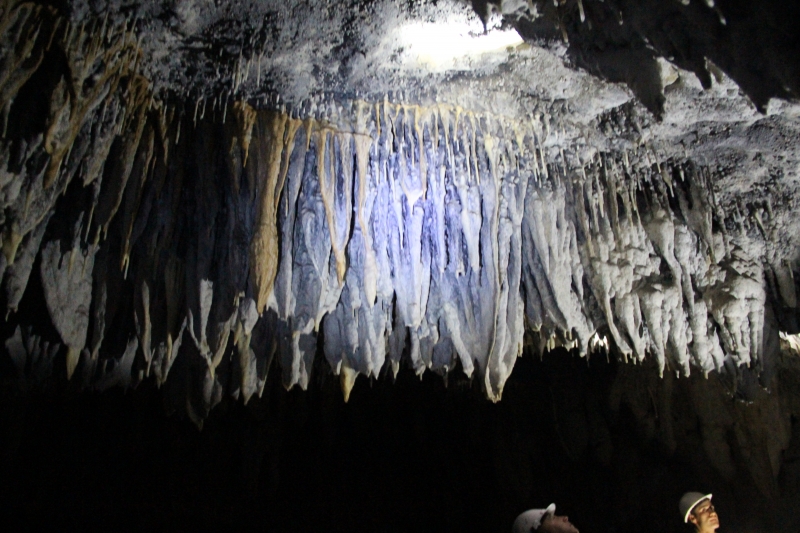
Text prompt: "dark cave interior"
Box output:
[[3, 350, 800, 533]]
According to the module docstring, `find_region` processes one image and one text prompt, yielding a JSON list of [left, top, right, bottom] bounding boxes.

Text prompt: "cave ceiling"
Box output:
[[2, 0, 800, 425]]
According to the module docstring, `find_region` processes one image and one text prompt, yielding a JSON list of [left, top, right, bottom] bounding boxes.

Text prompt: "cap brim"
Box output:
[[539, 503, 556, 528], [683, 494, 712, 523]]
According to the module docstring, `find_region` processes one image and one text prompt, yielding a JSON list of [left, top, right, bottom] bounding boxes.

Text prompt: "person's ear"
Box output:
[[688, 514, 698, 527]]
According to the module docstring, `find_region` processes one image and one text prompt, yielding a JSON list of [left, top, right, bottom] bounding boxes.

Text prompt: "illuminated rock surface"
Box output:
[[1, 0, 800, 531]]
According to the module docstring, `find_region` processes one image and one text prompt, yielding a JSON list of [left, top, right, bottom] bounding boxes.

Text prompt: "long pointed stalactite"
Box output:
[[0, 4, 796, 430]]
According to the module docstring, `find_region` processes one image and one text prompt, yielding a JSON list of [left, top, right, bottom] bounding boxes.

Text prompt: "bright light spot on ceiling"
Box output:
[[399, 19, 524, 71]]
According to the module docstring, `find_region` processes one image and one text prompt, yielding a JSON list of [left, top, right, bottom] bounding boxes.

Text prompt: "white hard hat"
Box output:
[[513, 503, 556, 533], [679, 492, 712, 523]]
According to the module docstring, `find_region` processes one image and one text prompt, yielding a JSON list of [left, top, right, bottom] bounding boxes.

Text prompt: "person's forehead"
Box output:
[[694, 499, 712, 510]]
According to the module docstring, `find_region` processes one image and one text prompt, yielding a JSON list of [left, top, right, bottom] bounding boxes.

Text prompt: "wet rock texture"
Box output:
[[2, 0, 800, 527]]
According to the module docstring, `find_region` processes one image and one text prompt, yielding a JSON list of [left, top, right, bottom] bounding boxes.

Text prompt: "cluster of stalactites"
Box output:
[[156, 99, 784, 407], [0, 1, 148, 380], [0, 6, 787, 422], [214, 100, 538, 405]]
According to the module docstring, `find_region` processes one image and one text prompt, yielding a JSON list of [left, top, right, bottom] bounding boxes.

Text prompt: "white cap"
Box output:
[[679, 492, 712, 523], [513, 504, 556, 533]]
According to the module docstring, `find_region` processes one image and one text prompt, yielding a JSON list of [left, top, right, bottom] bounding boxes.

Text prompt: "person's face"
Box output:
[[539, 513, 579, 533], [688, 499, 719, 532]]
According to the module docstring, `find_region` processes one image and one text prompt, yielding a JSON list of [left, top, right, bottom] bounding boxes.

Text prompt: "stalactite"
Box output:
[[249, 111, 301, 313], [233, 101, 257, 168], [5, 325, 60, 384], [39, 231, 97, 378]]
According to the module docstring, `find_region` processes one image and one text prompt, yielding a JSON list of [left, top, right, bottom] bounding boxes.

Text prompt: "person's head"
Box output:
[[513, 504, 579, 533], [679, 492, 719, 533]]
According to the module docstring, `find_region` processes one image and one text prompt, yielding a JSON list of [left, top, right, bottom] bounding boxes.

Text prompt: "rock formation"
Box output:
[[1, 0, 799, 418]]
